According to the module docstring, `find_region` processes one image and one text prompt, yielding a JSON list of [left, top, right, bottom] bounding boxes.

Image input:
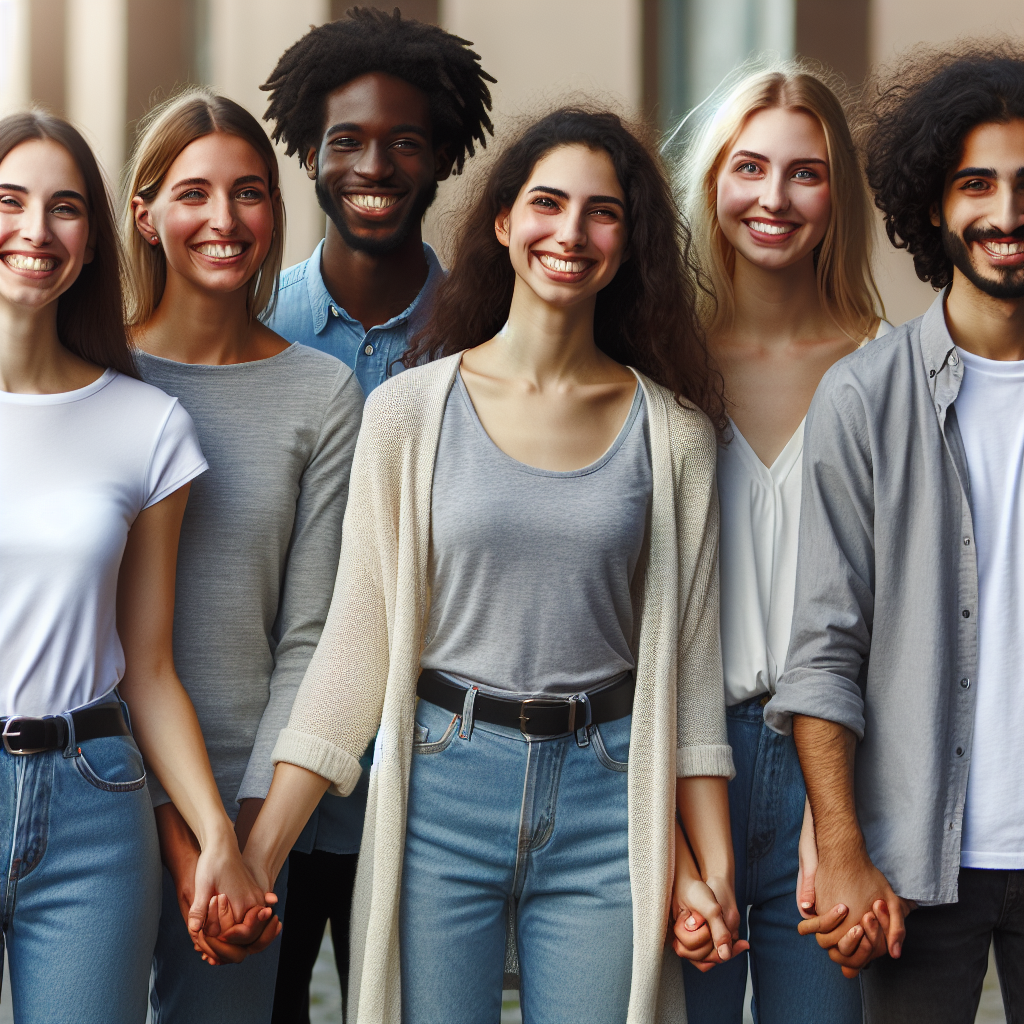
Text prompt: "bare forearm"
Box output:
[[121, 668, 234, 849], [792, 715, 863, 858], [677, 776, 733, 879], [244, 763, 331, 888]]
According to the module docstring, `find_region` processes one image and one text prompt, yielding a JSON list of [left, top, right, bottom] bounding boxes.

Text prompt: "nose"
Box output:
[[554, 206, 588, 251], [989, 180, 1024, 237], [353, 140, 394, 182], [758, 169, 790, 214], [207, 191, 239, 234], [20, 200, 54, 247]]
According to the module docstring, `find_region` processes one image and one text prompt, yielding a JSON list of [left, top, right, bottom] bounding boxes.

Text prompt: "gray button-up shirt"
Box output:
[[766, 290, 978, 906]]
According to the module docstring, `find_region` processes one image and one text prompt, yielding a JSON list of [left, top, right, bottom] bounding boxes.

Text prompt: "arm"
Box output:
[[235, 371, 363, 824], [117, 485, 274, 954], [793, 715, 908, 975]]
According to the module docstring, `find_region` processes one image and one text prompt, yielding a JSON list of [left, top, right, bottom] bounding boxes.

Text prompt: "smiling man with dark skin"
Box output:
[[255, 10, 493, 1021], [765, 45, 1024, 1024]]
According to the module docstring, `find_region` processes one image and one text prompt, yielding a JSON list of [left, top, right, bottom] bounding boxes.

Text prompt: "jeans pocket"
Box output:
[[591, 716, 630, 772], [412, 712, 460, 755], [74, 735, 148, 793]]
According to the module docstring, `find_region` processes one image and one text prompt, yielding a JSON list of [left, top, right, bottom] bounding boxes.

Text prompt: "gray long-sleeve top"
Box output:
[[138, 344, 362, 817], [765, 292, 979, 906]]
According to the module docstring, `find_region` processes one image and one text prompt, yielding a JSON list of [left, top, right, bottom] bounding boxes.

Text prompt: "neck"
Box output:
[[728, 250, 835, 344], [320, 219, 428, 331], [497, 280, 602, 384], [135, 270, 253, 365], [0, 297, 80, 393], [943, 269, 1024, 360]]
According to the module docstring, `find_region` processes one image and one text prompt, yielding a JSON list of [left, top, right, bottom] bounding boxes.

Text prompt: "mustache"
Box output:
[[962, 223, 1024, 244]]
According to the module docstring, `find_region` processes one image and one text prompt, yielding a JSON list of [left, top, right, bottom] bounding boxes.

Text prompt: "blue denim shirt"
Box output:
[[265, 238, 443, 856], [265, 239, 443, 399]]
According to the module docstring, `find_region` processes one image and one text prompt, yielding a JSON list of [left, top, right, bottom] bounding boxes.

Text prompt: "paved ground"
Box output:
[[0, 936, 1009, 1022]]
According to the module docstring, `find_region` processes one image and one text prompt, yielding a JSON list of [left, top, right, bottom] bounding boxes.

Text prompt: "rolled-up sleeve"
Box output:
[[766, 370, 875, 739]]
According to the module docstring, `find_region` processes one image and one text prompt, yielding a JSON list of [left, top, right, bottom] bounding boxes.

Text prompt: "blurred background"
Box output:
[[1, 0, 1022, 324]]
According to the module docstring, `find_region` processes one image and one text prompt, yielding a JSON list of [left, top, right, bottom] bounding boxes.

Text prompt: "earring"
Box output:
[[150, 235, 159, 244]]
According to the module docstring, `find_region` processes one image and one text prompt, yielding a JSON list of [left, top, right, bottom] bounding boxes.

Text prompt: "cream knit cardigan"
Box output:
[[273, 353, 734, 1024]]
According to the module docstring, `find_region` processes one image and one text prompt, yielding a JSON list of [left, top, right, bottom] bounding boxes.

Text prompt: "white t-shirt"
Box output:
[[956, 346, 1024, 870], [0, 369, 207, 717]]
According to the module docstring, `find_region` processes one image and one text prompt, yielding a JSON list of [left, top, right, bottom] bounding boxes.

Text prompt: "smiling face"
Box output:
[[0, 138, 92, 311], [715, 106, 831, 273], [935, 118, 1024, 301], [133, 132, 276, 296], [495, 144, 628, 310], [309, 72, 451, 256]]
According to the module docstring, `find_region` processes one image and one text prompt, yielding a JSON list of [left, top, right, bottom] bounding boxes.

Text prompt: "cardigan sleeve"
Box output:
[[673, 409, 734, 779], [271, 391, 393, 796]]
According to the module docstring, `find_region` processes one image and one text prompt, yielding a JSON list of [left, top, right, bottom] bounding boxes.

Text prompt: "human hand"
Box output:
[[796, 798, 817, 919], [797, 848, 909, 977]]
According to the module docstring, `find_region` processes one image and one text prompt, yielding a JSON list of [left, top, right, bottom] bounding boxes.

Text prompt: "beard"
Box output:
[[315, 176, 438, 257], [941, 217, 1024, 300]]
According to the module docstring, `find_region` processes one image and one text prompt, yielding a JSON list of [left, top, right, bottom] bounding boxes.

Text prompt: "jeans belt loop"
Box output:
[[459, 686, 478, 741], [59, 710, 77, 758], [573, 693, 592, 748]]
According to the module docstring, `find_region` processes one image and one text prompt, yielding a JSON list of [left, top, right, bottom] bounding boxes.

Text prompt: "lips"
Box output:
[[744, 219, 799, 238], [193, 242, 248, 259], [981, 239, 1024, 258], [344, 193, 402, 210], [4, 253, 58, 272], [537, 253, 594, 275]]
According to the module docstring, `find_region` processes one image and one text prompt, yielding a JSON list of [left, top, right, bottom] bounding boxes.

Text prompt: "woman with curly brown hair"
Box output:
[[242, 106, 740, 1023]]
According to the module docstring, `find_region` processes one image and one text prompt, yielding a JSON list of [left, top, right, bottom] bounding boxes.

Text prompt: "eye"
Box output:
[[178, 189, 206, 201], [736, 162, 760, 175], [0, 194, 22, 209], [961, 179, 989, 192], [392, 139, 421, 151], [331, 136, 360, 149], [51, 202, 81, 216], [793, 168, 819, 181], [590, 206, 620, 220], [237, 188, 264, 201], [530, 196, 559, 210]]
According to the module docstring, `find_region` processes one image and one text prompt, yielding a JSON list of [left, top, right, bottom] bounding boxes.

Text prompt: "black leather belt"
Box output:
[[417, 670, 634, 738], [1, 705, 130, 755]]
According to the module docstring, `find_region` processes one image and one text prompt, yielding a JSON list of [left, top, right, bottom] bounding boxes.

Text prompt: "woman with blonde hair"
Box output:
[[670, 59, 888, 1022], [122, 89, 363, 1023]]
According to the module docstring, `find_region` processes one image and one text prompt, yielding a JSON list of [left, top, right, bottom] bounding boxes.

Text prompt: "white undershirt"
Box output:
[[956, 346, 1024, 870], [718, 321, 892, 707], [0, 370, 207, 717]]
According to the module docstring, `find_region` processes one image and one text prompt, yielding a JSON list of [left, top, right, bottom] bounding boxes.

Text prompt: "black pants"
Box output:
[[862, 867, 1023, 1024], [271, 849, 358, 1024]]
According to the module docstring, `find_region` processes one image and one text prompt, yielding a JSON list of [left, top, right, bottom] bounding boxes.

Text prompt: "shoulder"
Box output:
[[817, 316, 922, 407], [277, 256, 311, 294], [635, 372, 717, 461], [264, 258, 315, 334], [362, 355, 459, 425], [272, 344, 363, 415], [106, 369, 187, 423]]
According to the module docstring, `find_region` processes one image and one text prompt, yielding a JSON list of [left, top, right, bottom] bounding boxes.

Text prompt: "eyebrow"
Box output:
[[0, 183, 27, 193], [527, 185, 625, 208], [734, 150, 828, 166], [170, 175, 266, 190], [0, 183, 86, 203], [950, 165, 1024, 181], [325, 122, 429, 137]]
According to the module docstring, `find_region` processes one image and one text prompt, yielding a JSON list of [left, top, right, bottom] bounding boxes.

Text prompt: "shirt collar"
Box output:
[[305, 238, 444, 336], [920, 286, 964, 411]]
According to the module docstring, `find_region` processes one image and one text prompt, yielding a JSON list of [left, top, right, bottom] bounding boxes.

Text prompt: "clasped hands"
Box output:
[[156, 800, 280, 967]]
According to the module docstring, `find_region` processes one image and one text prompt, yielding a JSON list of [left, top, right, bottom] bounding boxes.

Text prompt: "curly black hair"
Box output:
[[261, 7, 495, 173], [864, 41, 1024, 288]]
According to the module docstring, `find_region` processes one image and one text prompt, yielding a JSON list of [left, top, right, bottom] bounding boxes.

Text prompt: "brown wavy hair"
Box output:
[[405, 106, 725, 432], [0, 111, 136, 377]]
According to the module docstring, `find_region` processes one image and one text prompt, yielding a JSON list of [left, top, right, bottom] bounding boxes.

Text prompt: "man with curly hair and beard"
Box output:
[[764, 43, 1024, 1023], [257, 10, 493, 1022]]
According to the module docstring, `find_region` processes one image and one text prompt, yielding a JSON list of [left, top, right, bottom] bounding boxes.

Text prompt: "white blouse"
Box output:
[[718, 321, 892, 706]]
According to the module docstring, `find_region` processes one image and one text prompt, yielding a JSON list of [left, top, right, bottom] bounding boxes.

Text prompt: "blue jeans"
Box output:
[[149, 852, 287, 1024], [400, 696, 633, 1024], [683, 697, 861, 1024], [0, 725, 161, 1023]]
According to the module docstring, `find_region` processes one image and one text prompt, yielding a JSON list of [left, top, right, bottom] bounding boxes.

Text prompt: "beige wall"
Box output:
[[868, 0, 1024, 326], [0, 0, 30, 117]]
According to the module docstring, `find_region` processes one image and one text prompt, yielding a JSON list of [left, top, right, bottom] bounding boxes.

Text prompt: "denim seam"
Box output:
[[591, 725, 628, 772], [73, 751, 147, 793], [411, 714, 460, 755]]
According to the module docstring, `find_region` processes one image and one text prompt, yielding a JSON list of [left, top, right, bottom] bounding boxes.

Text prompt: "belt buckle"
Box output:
[[2, 716, 49, 755], [518, 698, 570, 739]]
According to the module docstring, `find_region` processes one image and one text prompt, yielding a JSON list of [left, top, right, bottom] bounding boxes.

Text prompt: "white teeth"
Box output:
[[347, 194, 399, 209], [983, 241, 1024, 256], [196, 242, 245, 258], [4, 253, 56, 271], [748, 220, 793, 235], [538, 254, 589, 274]]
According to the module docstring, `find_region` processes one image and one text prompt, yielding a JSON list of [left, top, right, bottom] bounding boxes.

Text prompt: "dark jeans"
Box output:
[[271, 849, 358, 1024], [863, 867, 1023, 1024]]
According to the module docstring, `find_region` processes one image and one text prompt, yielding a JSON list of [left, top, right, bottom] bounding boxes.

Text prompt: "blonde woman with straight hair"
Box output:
[[670, 59, 888, 1023], [123, 89, 363, 1024]]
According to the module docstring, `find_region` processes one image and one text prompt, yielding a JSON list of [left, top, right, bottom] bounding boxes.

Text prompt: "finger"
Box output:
[[835, 923, 864, 957], [186, 889, 211, 941], [704, 906, 734, 962], [203, 936, 249, 965], [797, 903, 848, 938], [672, 919, 713, 954], [879, 898, 906, 959], [861, 909, 887, 959], [672, 935, 715, 961], [841, 966, 861, 980]]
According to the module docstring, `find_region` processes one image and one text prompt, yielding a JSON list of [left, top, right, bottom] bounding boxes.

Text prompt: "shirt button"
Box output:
[[963, 537, 971, 546], [955, 746, 964, 756], [960, 677, 970, 689], [962, 609, 970, 618], [331, 306, 339, 317], [364, 344, 374, 356]]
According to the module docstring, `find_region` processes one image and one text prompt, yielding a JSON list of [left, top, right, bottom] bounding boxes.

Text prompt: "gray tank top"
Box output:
[[421, 371, 652, 697]]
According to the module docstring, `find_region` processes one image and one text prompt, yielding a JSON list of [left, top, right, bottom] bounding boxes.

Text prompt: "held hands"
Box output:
[[669, 822, 749, 971]]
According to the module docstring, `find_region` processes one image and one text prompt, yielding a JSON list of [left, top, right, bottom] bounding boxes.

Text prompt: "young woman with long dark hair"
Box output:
[[241, 106, 741, 1023], [672, 61, 889, 1023], [0, 111, 271, 1023], [123, 90, 363, 1023]]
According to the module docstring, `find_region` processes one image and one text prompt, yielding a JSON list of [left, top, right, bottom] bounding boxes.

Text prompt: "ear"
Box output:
[[132, 195, 160, 247], [929, 202, 941, 229], [305, 147, 318, 181], [434, 143, 455, 183], [494, 207, 511, 248]]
